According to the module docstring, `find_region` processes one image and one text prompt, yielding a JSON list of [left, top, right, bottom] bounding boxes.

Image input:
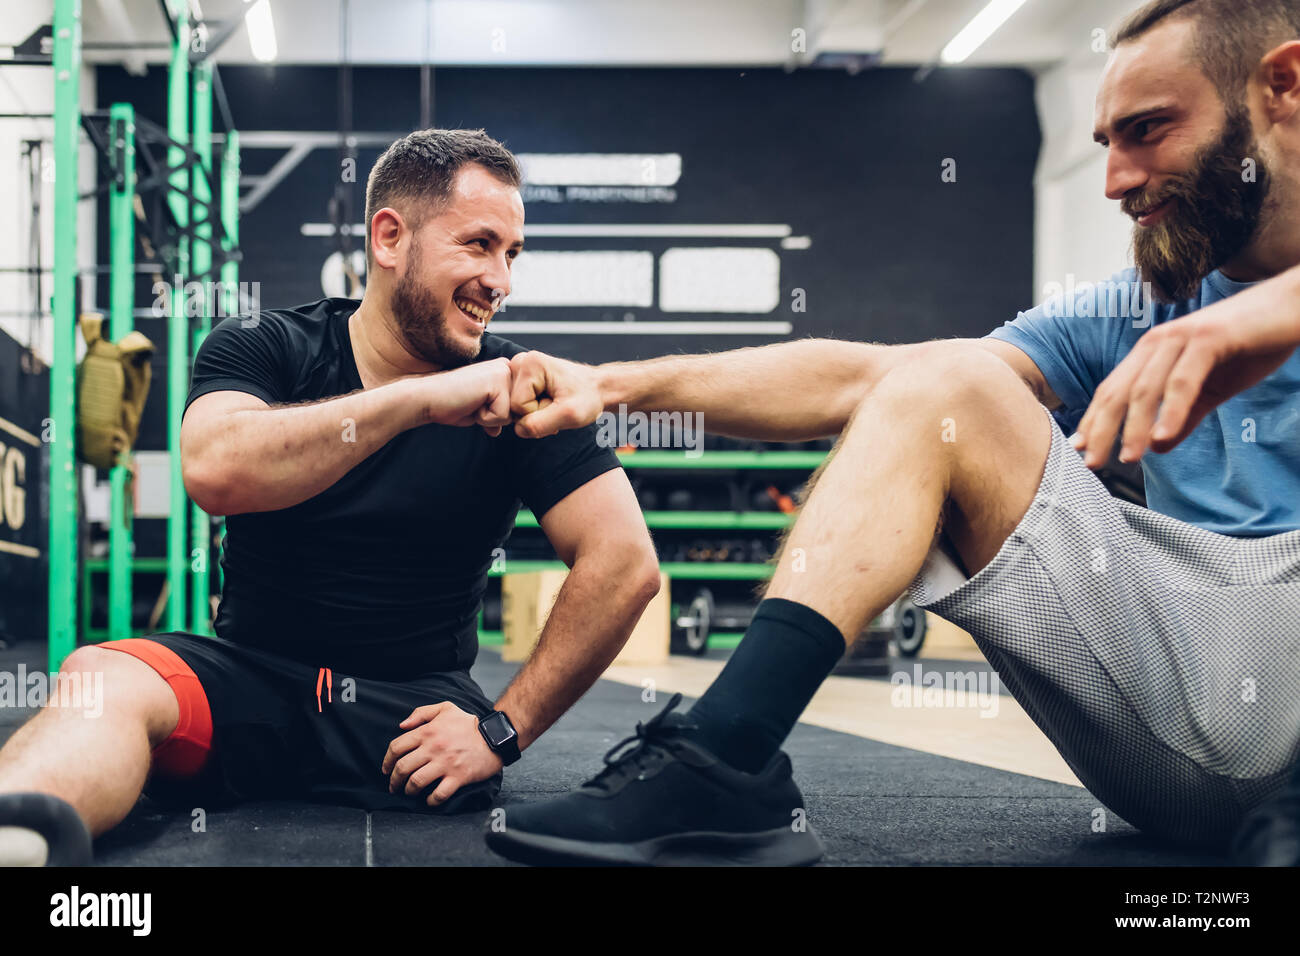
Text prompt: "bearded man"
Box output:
[[488, 0, 1300, 866]]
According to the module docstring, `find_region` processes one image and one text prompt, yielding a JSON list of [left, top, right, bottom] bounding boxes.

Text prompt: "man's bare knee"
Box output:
[[55, 646, 179, 747], [846, 341, 1030, 433], [917, 341, 1035, 403], [858, 342, 1049, 575]]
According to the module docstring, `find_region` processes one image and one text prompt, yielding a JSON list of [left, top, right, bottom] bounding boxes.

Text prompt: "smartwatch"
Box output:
[[478, 711, 522, 766]]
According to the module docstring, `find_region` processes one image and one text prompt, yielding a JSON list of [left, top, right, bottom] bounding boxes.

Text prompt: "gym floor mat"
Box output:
[[0, 641, 1227, 866]]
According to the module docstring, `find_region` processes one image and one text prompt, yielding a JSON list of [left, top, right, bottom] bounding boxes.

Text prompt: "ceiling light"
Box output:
[[244, 0, 277, 63], [940, 0, 1030, 65]]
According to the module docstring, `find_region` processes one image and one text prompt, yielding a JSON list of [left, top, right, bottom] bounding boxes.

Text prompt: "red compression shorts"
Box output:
[[95, 638, 214, 778]]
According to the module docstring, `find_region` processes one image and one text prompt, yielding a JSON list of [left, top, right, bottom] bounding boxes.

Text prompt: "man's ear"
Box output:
[[369, 207, 405, 272], [1259, 40, 1300, 123]]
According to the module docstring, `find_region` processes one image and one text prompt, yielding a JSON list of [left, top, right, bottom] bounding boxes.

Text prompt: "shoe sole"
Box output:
[[0, 826, 50, 866], [0, 793, 93, 867], [486, 824, 824, 867]]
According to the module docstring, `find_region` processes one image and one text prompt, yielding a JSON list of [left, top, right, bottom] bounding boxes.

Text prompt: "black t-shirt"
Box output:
[[184, 297, 619, 679]]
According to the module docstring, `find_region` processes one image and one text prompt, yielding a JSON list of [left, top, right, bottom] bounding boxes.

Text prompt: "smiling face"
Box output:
[[1094, 17, 1272, 300], [387, 163, 525, 367]]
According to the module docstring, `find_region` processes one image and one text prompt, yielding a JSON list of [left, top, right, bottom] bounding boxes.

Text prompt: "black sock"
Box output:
[[684, 598, 845, 773]]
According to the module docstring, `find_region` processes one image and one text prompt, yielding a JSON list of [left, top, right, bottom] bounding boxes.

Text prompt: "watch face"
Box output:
[[482, 713, 512, 746]]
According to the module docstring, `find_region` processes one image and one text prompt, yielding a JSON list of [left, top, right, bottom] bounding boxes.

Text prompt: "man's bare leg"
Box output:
[[767, 340, 1052, 636], [674, 340, 1055, 774], [0, 645, 179, 837]]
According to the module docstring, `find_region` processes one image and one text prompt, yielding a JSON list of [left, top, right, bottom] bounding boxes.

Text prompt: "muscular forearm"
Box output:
[[188, 378, 425, 515], [593, 339, 913, 440], [495, 551, 659, 749]]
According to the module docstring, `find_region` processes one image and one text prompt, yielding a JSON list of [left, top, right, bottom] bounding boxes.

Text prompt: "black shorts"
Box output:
[[99, 632, 502, 815]]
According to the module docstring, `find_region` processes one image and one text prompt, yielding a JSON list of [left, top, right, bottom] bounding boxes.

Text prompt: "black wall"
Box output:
[[97, 63, 1040, 371]]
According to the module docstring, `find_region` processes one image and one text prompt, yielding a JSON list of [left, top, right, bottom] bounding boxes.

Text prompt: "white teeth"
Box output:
[[455, 298, 490, 322]]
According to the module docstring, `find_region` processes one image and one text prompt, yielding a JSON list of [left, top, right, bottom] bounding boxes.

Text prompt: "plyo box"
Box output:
[[501, 569, 670, 666]]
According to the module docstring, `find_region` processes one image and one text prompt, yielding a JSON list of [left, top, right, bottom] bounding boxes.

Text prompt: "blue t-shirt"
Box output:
[[986, 268, 1300, 537]]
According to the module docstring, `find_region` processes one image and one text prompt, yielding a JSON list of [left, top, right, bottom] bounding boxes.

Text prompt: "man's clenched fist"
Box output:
[[415, 356, 514, 436], [408, 351, 604, 438], [507, 351, 604, 438]]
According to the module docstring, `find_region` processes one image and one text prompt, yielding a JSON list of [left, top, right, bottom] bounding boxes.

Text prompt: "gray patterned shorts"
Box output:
[[909, 405, 1300, 848]]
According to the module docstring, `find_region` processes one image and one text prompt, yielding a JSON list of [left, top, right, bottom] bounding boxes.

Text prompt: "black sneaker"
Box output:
[[0, 792, 93, 867], [1231, 761, 1300, 866], [485, 694, 824, 866]]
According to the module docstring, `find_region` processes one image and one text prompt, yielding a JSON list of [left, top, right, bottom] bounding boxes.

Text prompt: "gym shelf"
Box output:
[[477, 629, 744, 650], [514, 510, 792, 530], [615, 450, 827, 469], [488, 560, 773, 580], [85, 557, 168, 572], [504, 450, 822, 652], [661, 561, 772, 579], [702, 631, 745, 649], [487, 560, 569, 576]]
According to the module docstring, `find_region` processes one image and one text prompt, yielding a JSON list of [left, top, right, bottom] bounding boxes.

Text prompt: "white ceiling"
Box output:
[[80, 0, 1143, 72]]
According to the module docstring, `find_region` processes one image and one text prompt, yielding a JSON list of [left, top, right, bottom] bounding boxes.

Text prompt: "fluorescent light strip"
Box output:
[[299, 223, 793, 238], [527, 224, 792, 238], [940, 0, 1030, 64], [300, 224, 365, 237], [245, 0, 277, 63], [517, 153, 682, 187], [489, 321, 793, 335], [509, 251, 654, 307], [659, 247, 781, 314]]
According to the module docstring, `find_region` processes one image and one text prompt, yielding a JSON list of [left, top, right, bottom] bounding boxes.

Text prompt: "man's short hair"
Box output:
[[363, 128, 521, 268], [1113, 0, 1300, 113]]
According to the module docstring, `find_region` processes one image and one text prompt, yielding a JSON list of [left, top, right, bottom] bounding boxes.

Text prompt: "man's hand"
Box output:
[[1071, 299, 1299, 469], [413, 357, 514, 436], [380, 701, 503, 806], [508, 351, 604, 438]]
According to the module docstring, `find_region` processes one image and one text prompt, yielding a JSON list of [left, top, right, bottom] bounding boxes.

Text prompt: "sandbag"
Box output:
[[75, 313, 154, 470]]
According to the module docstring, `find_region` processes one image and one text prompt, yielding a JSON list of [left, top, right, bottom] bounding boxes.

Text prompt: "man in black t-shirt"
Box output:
[[0, 130, 659, 865]]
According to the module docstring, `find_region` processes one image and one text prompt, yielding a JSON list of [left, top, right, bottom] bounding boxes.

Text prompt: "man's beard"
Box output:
[[1128, 108, 1271, 302], [390, 247, 481, 368]]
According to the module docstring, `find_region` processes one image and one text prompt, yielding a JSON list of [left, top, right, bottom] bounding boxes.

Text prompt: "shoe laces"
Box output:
[[584, 693, 698, 793]]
